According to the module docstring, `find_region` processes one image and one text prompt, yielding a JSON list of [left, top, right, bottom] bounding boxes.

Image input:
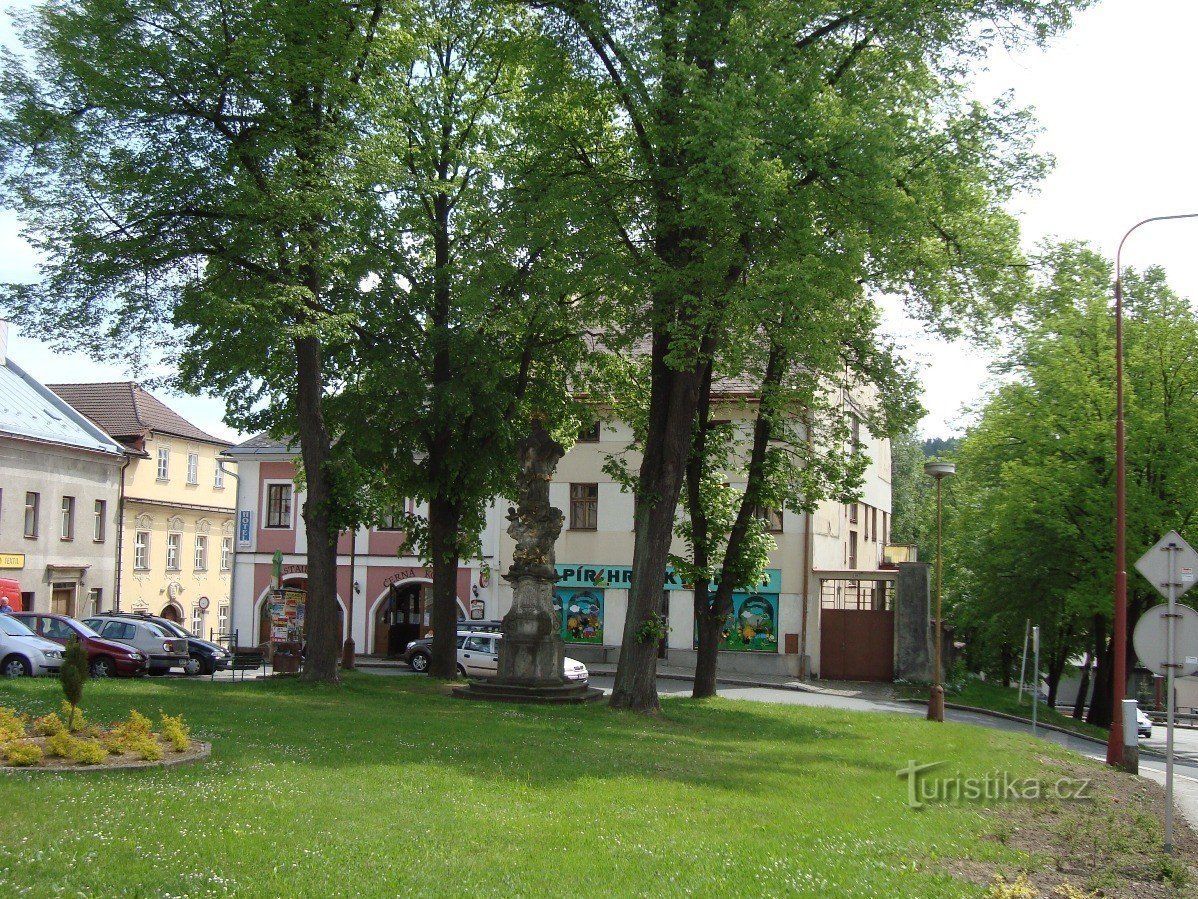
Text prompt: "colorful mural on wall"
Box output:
[[552, 588, 603, 644]]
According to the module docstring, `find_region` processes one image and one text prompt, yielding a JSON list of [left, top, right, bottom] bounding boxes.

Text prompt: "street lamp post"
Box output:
[[1107, 213, 1198, 769], [925, 460, 955, 722]]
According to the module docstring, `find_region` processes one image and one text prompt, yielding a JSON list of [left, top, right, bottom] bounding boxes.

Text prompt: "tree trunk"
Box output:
[[427, 492, 462, 678], [610, 331, 709, 712], [999, 641, 1012, 688], [688, 362, 716, 698], [1086, 616, 1112, 728], [296, 333, 340, 684], [1045, 638, 1069, 710], [1072, 651, 1092, 720]]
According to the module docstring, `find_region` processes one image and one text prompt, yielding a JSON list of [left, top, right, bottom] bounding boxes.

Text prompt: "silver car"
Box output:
[[0, 614, 65, 677], [457, 632, 589, 682], [84, 616, 189, 675]]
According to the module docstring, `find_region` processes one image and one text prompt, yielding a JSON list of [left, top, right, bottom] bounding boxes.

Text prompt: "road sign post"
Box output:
[[1133, 530, 1198, 854], [1031, 626, 1040, 737]]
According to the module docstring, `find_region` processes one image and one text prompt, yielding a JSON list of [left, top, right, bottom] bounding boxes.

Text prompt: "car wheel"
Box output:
[[89, 656, 116, 678], [410, 652, 430, 673], [457, 664, 467, 677], [183, 657, 202, 677], [2, 655, 30, 678]]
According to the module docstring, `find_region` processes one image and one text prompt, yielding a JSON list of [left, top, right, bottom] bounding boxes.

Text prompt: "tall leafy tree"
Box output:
[[0, 0, 392, 682], [531, 0, 1086, 710], [944, 242, 1198, 722]]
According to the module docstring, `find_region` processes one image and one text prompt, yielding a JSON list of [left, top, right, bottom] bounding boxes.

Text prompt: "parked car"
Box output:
[[400, 621, 505, 672], [0, 614, 65, 677], [1137, 708, 1153, 739], [11, 612, 147, 678], [83, 616, 189, 675], [407, 631, 589, 681], [91, 611, 230, 676]]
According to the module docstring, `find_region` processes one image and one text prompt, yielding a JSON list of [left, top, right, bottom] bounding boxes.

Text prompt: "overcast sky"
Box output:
[[2, 0, 1196, 442]]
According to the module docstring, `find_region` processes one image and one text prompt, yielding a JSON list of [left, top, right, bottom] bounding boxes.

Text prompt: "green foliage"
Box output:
[[0, 707, 28, 743], [634, 613, 669, 645], [44, 729, 77, 759], [60, 638, 88, 720], [159, 712, 191, 752], [31, 712, 64, 737], [69, 739, 108, 766], [126, 735, 164, 762], [60, 700, 86, 734], [3, 740, 43, 767]]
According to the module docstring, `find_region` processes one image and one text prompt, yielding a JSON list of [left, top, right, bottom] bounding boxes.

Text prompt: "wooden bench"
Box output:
[[211, 630, 266, 681]]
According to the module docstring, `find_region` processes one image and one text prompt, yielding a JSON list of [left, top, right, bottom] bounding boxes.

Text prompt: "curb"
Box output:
[[0, 741, 212, 774]]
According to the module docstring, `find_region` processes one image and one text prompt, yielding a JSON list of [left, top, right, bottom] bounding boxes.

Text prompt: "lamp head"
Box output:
[[924, 461, 956, 480]]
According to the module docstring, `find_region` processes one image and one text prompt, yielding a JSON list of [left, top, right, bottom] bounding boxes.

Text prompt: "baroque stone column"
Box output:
[[455, 419, 602, 704]]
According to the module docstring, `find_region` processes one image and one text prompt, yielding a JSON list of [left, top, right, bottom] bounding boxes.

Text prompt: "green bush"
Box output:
[[60, 700, 85, 734], [122, 710, 153, 738], [159, 712, 190, 752], [127, 735, 164, 761], [60, 637, 88, 730], [45, 729, 78, 758], [0, 706, 28, 742], [32, 712, 65, 737], [69, 739, 107, 766], [3, 739, 42, 767]]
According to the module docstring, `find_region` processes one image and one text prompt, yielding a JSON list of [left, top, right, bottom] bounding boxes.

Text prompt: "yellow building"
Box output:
[[48, 383, 236, 638]]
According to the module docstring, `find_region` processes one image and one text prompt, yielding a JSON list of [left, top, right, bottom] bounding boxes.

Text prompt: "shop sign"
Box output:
[[0, 553, 24, 570], [237, 511, 253, 549], [556, 564, 779, 594]]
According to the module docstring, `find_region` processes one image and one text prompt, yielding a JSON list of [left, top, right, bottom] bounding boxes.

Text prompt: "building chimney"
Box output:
[[0, 321, 8, 366]]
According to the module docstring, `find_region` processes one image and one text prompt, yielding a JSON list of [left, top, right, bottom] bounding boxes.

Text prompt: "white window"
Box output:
[[187, 453, 199, 485], [194, 534, 208, 570], [218, 604, 229, 635], [221, 536, 232, 571], [157, 447, 170, 480], [134, 531, 150, 569], [93, 500, 106, 542], [191, 605, 205, 635], [23, 492, 39, 538], [60, 496, 75, 540], [166, 532, 181, 570], [214, 462, 225, 489], [87, 588, 102, 615]]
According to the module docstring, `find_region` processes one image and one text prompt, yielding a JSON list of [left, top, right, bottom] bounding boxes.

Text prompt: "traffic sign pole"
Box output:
[[1166, 541, 1177, 854]]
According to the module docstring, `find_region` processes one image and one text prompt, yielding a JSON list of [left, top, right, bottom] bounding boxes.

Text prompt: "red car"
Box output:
[[12, 613, 148, 678]]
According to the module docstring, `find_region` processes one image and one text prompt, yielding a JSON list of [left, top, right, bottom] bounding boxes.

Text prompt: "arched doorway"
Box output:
[[256, 578, 344, 646], [160, 603, 183, 624], [370, 582, 469, 656]]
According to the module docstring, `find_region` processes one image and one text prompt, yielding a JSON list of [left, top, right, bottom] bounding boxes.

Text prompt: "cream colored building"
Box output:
[[493, 397, 895, 678], [49, 383, 236, 638]]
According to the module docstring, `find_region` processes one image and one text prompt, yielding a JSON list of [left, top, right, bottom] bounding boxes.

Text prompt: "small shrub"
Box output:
[[4, 739, 42, 767], [32, 712, 65, 737], [159, 712, 190, 752], [60, 637, 88, 729], [122, 710, 153, 738], [60, 700, 85, 734], [100, 734, 127, 755], [127, 735, 163, 762], [45, 729, 79, 759], [69, 739, 107, 766], [0, 706, 28, 742], [984, 874, 1036, 899]]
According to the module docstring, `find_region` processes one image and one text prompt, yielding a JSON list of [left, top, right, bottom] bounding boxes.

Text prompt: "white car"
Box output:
[[1137, 708, 1153, 739], [0, 614, 66, 677], [457, 632, 589, 682]]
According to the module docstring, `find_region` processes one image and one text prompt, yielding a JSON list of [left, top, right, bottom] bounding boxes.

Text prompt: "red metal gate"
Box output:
[[820, 609, 894, 681]]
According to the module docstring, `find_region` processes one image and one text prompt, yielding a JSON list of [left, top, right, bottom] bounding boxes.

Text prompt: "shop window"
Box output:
[[60, 496, 75, 540], [266, 483, 292, 528], [134, 531, 150, 569], [93, 500, 106, 542], [24, 491, 39, 538], [570, 484, 598, 530]]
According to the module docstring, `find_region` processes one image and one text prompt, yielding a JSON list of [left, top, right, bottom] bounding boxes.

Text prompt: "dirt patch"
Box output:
[[959, 756, 1197, 897], [0, 738, 210, 773]]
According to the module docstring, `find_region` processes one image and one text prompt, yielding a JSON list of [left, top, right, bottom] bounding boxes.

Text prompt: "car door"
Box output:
[[478, 636, 499, 676], [460, 635, 491, 675]]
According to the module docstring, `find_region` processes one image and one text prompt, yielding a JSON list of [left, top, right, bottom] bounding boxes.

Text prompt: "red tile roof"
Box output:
[[47, 382, 229, 446]]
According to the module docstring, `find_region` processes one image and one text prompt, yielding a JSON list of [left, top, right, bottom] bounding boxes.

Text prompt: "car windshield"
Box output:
[[72, 620, 101, 638], [0, 616, 37, 637], [156, 619, 195, 638]]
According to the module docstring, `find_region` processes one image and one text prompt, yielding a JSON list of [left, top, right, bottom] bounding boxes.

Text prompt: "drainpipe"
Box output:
[[113, 453, 130, 612], [218, 457, 241, 639]]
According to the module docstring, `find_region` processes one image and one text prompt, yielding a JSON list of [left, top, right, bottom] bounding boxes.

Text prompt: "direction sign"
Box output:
[[1134, 530, 1198, 599], [1133, 603, 1198, 677]]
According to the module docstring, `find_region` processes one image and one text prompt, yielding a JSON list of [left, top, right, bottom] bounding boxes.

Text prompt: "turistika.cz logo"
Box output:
[[896, 760, 1093, 809]]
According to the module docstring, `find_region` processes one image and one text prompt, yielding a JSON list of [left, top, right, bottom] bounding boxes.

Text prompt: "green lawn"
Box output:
[[0, 673, 1169, 897], [895, 678, 1109, 742]]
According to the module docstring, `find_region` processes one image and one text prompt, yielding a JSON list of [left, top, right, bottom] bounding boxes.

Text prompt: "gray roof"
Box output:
[[0, 359, 125, 456], [224, 433, 298, 456], [47, 381, 229, 446]]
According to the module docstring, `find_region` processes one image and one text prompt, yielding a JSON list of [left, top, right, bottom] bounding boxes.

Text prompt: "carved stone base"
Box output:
[[496, 577, 565, 687], [452, 680, 605, 704]]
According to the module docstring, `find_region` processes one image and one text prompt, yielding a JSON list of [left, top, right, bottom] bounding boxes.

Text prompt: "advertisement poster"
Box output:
[[552, 588, 604, 644], [697, 592, 779, 652], [269, 589, 307, 643]]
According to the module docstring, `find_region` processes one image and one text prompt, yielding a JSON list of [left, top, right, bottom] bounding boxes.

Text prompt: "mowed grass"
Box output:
[[0, 673, 1115, 897]]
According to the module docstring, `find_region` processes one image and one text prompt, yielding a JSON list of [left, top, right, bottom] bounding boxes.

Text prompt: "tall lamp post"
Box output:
[[1107, 212, 1198, 769], [925, 460, 955, 722]]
